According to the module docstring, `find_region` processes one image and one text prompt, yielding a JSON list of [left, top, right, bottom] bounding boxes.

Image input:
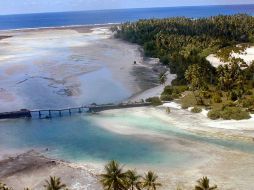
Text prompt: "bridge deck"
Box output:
[[0, 103, 151, 120]]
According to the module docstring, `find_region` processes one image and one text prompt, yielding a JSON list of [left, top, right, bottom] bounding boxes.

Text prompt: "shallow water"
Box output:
[[0, 110, 253, 167], [0, 114, 188, 166], [0, 28, 157, 111]]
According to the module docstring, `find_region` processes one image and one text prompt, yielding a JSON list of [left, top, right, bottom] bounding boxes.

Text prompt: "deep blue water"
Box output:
[[0, 4, 254, 30]]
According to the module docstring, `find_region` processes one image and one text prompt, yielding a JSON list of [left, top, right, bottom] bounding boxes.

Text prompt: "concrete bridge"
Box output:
[[0, 102, 151, 120]]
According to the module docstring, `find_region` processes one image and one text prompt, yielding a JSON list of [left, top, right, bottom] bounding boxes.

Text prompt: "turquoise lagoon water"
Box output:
[[0, 111, 254, 166]]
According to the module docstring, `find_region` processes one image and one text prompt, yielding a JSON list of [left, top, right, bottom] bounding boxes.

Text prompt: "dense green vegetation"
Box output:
[[114, 14, 254, 120], [145, 97, 162, 106], [0, 160, 218, 190], [113, 14, 254, 85]]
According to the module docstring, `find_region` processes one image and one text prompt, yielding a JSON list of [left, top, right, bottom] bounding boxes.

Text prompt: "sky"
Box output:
[[0, 0, 253, 15]]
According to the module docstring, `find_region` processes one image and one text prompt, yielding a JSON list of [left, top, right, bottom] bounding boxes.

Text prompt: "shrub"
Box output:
[[201, 91, 211, 99], [161, 85, 174, 95], [145, 97, 162, 106], [241, 97, 254, 108], [207, 109, 221, 120], [160, 94, 173, 101], [208, 107, 251, 120], [220, 107, 250, 120], [181, 103, 189, 109], [230, 91, 238, 101], [174, 85, 188, 93], [212, 93, 222, 103], [245, 90, 253, 95], [161, 85, 188, 100], [191, 107, 202, 113], [222, 101, 236, 109], [172, 92, 181, 99]]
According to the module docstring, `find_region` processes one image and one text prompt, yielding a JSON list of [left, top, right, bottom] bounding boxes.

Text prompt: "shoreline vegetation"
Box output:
[[0, 150, 217, 190], [113, 14, 254, 120]]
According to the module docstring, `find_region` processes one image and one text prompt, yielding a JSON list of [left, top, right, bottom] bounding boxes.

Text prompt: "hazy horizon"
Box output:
[[0, 1, 253, 15]]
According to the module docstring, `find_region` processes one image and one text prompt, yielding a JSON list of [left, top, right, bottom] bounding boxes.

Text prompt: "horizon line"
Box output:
[[0, 3, 253, 16]]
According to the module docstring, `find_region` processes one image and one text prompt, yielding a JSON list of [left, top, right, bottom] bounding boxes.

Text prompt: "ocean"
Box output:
[[0, 4, 254, 30]]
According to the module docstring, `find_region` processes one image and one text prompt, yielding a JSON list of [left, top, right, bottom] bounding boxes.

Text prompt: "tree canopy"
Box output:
[[114, 14, 254, 84]]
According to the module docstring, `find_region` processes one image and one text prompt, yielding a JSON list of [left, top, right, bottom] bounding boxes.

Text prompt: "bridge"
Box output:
[[0, 102, 151, 120]]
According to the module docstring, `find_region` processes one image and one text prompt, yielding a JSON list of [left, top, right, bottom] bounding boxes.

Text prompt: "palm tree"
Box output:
[[195, 177, 217, 190], [100, 160, 128, 190], [142, 171, 161, 190], [44, 176, 67, 190], [159, 72, 167, 86], [126, 170, 142, 190], [0, 183, 12, 190]]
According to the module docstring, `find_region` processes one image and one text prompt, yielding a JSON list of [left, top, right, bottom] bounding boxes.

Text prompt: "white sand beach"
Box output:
[[207, 46, 254, 67]]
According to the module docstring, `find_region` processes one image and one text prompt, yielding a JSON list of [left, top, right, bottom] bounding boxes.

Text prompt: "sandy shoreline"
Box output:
[[0, 25, 163, 111]]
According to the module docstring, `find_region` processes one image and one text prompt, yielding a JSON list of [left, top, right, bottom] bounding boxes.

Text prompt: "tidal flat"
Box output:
[[0, 26, 160, 112]]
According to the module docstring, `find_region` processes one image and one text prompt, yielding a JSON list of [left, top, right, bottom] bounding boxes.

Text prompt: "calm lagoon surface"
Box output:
[[1, 108, 254, 167]]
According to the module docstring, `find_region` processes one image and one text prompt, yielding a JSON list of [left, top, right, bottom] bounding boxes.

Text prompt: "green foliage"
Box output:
[[212, 93, 222, 103], [229, 90, 239, 101], [125, 170, 142, 190], [240, 96, 254, 109], [159, 72, 167, 86], [161, 85, 187, 101], [191, 107, 202, 113], [115, 14, 253, 84], [244, 90, 253, 96], [216, 44, 250, 62], [222, 101, 236, 109], [100, 161, 161, 190], [207, 109, 221, 120], [220, 107, 250, 120], [0, 183, 12, 190], [180, 92, 197, 109], [160, 94, 173, 101], [217, 61, 246, 101], [146, 97, 162, 106], [208, 106, 250, 120], [44, 176, 67, 190], [100, 160, 128, 190], [185, 64, 208, 91], [181, 103, 189, 109], [142, 171, 162, 190], [195, 176, 217, 190]]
